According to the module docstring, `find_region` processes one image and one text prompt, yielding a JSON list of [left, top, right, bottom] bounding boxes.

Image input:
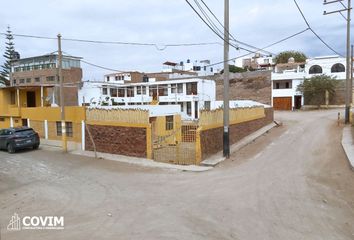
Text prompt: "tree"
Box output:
[[220, 65, 246, 74], [0, 26, 15, 84], [274, 50, 307, 64], [297, 75, 338, 108]]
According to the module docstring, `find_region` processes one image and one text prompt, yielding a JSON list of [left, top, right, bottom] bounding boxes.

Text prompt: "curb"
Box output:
[[341, 126, 354, 170], [201, 122, 278, 167]]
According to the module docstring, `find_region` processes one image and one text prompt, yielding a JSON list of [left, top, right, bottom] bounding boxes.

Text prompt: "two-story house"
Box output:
[[271, 55, 348, 110]]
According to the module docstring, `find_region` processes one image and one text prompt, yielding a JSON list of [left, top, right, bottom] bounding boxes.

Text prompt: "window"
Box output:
[[10, 91, 16, 105], [309, 65, 323, 74], [137, 86, 146, 95], [187, 102, 192, 116], [56, 121, 73, 137], [158, 85, 168, 96], [0, 118, 4, 122], [186, 82, 198, 95], [193, 66, 201, 71], [179, 102, 184, 112], [165, 115, 174, 130], [46, 76, 55, 82], [331, 63, 345, 73], [26, 78, 31, 83], [35, 77, 40, 83], [115, 76, 118, 80], [210, 67, 213, 72], [275, 83, 280, 89], [118, 88, 125, 97], [127, 87, 134, 97], [204, 101, 211, 110], [106, 76, 110, 81], [177, 83, 183, 93], [264, 59, 270, 64], [20, 79, 25, 84], [171, 84, 177, 93], [102, 87, 108, 95], [110, 88, 118, 97], [13, 79, 17, 85], [285, 82, 290, 89]]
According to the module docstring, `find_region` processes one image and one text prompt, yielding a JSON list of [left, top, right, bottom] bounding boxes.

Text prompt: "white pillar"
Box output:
[[27, 119, 31, 127], [81, 120, 85, 151], [191, 101, 195, 119], [10, 117, 14, 128], [40, 86, 44, 107], [44, 120, 48, 139], [16, 88, 20, 108]]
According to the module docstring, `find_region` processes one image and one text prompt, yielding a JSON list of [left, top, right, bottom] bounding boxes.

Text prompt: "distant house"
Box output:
[[271, 55, 347, 110], [235, 53, 275, 71]]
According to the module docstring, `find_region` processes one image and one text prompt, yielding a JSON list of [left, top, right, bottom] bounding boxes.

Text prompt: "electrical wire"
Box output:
[[205, 28, 311, 67], [0, 32, 221, 50], [293, 0, 343, 57], [199, 0, 274, 56], [185, 0, 242, 51]]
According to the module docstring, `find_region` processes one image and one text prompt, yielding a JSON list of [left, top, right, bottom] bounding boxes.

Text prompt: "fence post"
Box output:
[[10, 117, 13, 128], [146, 124, 153, 159], [44, 120, 48, 139], [195, 127, 202, 165], [27, 118, 31, 128], [81, 120, 85, 151]]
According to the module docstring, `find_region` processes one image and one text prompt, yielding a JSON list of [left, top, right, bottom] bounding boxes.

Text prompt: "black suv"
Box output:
[[0, 127, 40, 153]]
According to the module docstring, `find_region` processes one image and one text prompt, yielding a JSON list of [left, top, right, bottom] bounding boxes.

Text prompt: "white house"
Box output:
[[85, 77, 215, 120], [271, 55, 348, 110], [235, 53, 275, 71]]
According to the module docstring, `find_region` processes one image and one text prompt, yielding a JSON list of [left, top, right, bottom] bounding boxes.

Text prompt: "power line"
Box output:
[[199, 0, 274, 56], [0, 32, 221, 50], [293, 0, 343, 56], [205, 28, 311, 67], [185, 0, 243, 51]]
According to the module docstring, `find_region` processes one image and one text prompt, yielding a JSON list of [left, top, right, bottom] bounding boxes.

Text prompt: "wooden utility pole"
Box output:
[[223, 0, 230, 158], [57, 34, 67, 152]]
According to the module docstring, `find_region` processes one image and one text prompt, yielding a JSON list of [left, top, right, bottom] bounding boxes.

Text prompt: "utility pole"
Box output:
[[57, 34, 67, 152], [351, 44, 353, 108], [324, 0, 352, 123], [223, 0, 230, 158]]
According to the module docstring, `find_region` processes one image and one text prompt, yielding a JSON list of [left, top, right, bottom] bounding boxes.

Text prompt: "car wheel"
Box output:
[[33, 144, 39, 150], [7, 143, 15, 154]]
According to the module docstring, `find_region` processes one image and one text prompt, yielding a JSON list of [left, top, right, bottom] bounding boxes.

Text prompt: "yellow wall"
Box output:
[[152, 114, 181, 145], [21, 107, 85, 123], [0, 117, 11, 129]]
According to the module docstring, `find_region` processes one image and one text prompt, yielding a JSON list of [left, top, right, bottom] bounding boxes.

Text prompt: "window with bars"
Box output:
[[56, 121, 73, 137], [165, 115, 174, 130]]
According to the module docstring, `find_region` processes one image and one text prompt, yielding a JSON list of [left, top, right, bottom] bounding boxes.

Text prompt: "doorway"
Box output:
[[294, 95, 302, 110], [26, 91, 36, 107]]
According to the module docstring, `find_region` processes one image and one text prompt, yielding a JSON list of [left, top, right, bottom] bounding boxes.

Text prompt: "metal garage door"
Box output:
[[273, 97, 292, 110]]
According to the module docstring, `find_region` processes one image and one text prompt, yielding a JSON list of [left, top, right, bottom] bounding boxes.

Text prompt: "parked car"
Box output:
[[0, 127, 40, 153]]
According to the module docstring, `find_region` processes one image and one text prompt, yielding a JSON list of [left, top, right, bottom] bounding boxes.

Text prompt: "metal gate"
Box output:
[[153, 123, 197, 165]]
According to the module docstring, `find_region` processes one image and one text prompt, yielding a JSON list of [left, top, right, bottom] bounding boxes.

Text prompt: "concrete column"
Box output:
[[16, 88, 20, 108], [40, 86, 44, 107], [27, 119, 31, 128], [10, 117, 14, 128], [191, 101, 195, 119], [44, 120, 48, 139], [81, 120, 85, 151]]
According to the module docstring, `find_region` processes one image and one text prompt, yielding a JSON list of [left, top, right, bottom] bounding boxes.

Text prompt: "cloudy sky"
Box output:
[[0, 0, 351, 80]]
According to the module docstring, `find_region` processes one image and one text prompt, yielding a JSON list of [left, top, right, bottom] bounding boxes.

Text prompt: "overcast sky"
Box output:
[[0, 0, 351, 80]]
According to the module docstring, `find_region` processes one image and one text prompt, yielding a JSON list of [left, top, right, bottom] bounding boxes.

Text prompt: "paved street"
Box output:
[[0, 110, 353, 240]]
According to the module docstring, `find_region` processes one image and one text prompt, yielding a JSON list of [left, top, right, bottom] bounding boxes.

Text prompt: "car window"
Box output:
[[15, 129, 35, 136], [0, 130, 4, 135]]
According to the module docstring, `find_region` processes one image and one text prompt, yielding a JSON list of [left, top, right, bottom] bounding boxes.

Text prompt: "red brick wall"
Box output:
[[200, 108, 274, 159], [85, 125, 147, 158]]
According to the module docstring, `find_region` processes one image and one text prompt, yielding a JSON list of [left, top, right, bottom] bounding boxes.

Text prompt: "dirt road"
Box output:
[[0, 110, 353, 240]]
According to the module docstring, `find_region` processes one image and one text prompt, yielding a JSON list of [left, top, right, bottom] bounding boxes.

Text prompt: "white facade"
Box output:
[[271, 55, 348, 109], [83, 78, 215, 120], [235, 53, 275, 71], [162, 59, 215, 76]]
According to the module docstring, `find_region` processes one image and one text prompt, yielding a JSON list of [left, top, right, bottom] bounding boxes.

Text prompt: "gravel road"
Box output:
[[0, 110, 353, 240]]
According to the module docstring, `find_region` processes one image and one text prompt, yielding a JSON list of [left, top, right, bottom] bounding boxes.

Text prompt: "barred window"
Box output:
[[56, 121, 73, 137], [165, 115, 174, 130]]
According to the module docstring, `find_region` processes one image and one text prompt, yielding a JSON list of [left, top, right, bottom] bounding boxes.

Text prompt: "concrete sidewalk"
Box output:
[[201, 122, 278, 166], [341, 126, 354, 170]]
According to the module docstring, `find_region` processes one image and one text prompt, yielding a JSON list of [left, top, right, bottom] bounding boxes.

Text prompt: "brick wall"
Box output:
[[200, 108, 274, 159], [85, 125, 147, 158]]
